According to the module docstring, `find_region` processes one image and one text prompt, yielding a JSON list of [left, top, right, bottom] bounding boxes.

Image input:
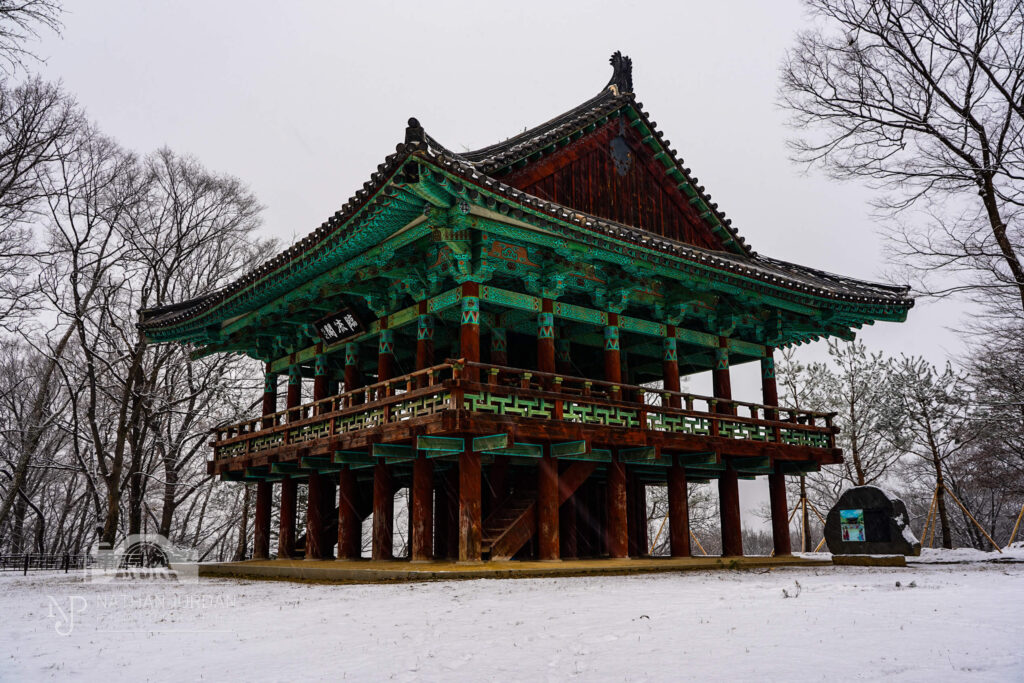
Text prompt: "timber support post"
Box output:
[[278, 478, 297, 559], [668, 459, 690, 557], [253, 481, 272, 560], [372, 462, 394, 560], [538, 448, 559, 561], [458, 440, 482, 562], [606, 451, 628, 559], [411, 454, 433, 562], [337, 466, 360, 560]]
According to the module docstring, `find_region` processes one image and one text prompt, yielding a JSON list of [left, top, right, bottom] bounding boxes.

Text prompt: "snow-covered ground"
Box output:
[[2, 553, 1022, 681]]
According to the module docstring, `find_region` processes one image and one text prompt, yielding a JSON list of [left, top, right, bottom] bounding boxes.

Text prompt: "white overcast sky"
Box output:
[[32, 1, 973, 521]]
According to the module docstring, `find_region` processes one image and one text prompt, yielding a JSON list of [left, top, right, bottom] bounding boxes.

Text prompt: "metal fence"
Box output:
[[0, 554, 89, 574]]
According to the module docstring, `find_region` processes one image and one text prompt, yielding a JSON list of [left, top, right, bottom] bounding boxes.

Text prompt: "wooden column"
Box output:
[[313, 352, 329, 414], [337, 466, 360, 560], [762, 348, 791, 556], [537, 298, 555, 377], [537, 449, 559, 561], [344, 343, 361, 396], [411, 454, 433, 562], [719, 465, 743, 557], [712, 336, 733, 414], [278, 478, 297, 559], [372, 462, 393, 560], [604, 314, 621, 386], [458, 442, 482, 562], [416, 303, 434, 387], [286, 364, 301, 422], [663, 327, 681, 408], [606, 452, 628, 559], [261, 364, 277, 429], [714, 336, 742, 556], [490, 327, 508, 366], [378, 327, 395, 384], [555, 327, 572, 375], [769, 466, 791, 557], [668, 460, 690, 557], [253, 481, 272, 560], [305, 473, 328, 560], [459, 282, 480, 381]]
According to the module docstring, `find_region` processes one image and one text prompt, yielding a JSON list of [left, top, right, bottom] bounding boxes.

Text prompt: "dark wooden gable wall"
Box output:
[[500, 121, 724, 251]]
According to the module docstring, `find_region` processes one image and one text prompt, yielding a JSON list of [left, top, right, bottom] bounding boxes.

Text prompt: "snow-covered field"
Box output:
[[2, 554, 1022, 682]]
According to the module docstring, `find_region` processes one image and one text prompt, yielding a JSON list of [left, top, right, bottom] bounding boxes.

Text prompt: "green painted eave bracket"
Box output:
[[418, 435, 465, 458], [564, 447, 612, 463], [472, 433, 509, 452], [777, 461, 821, 475], [483, 442, 543, 458], [618, 446, 666, 465], [550, 440, 587, 458], [373, 443, 414, 463], [674, 452, 718, 467], [732, 456, 771, 475], [334, 450, 375, 467], [301, 456, 345, 473]]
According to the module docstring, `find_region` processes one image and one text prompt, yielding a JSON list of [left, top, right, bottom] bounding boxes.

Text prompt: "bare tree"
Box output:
[[0, 0, 62, 74], [0, 77, 80, 328], [781, 0, 1024, 317]]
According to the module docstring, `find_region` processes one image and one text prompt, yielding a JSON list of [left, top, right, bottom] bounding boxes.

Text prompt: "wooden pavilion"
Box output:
[[139, 53, 913, 564]]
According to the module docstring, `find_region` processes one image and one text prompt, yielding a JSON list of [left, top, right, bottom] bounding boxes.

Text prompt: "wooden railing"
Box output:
[[211, 359, 837, 461]]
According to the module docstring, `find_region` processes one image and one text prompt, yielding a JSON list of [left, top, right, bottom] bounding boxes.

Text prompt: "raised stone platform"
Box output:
[[196, 555, 832, 585]]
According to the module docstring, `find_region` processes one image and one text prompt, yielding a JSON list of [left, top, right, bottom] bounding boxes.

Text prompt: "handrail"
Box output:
[[454, 359, 838, 424], [211, 357, 838, 455]]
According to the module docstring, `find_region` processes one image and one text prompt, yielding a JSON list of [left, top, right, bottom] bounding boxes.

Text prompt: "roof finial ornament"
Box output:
[[607, 51, 633, 95], [405, 117, 425, 145]]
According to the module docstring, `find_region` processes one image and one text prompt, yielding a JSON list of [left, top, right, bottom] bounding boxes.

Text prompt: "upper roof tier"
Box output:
[[139, 53, 912, 348]]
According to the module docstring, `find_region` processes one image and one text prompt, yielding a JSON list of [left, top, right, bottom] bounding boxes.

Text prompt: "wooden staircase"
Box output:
[[481, 460, 599, 561], [482, 490, 537, 561]]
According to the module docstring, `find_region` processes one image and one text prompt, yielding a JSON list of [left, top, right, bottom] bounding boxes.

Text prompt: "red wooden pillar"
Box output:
[[555, 327, 572, 375], [714, 337, 743, 556], [416, 302, 434, 387], [261, 364, 277, 429], [411, 454, 433, 562], [537, 449, 559, 561], [337, 466, 360, 560], [606, 452, 628, 558], [768, 466, 791, 557], [378, 326, 395, 385], [372, 462, 393, 560], [287, 364, 302, 422], [719, 465, 743, 557], [278, 478, 297, 559], [604, 314, 621, 387], [668, 460, 690, 557], [762, 348, 791, 556], [460, 282, 480, 381], [663, 327, 681, 408], [458, 441, 482, 562], [344, 343, 361, 397], [313, 352, 329, 414], [538, 298, 555, 378], [490, 327, 508, 366], [712, 336, 733, 415], [253, 481, 272, 560], [305, 474, 328, 560]]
